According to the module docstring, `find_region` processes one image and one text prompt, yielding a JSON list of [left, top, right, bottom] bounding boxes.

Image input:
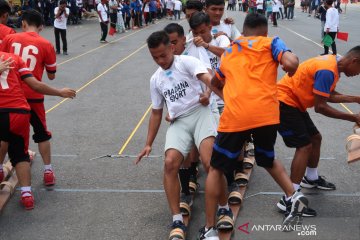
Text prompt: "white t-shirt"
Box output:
[[211, 21, 241, 41], [144, 2, 150, 12], [97, 3, 109, 22], [54, 7, 69, 29], [166, 0, 174, 9], [174, 0, 182, 10], [183, 41, 211, 70], [272, 0, 280, 12], [109, 0, 118, 13], [256, 0, 264, 10], [207, 35, 230, 106], [150, 55, 208, 119], [324, 7, 339, 32]]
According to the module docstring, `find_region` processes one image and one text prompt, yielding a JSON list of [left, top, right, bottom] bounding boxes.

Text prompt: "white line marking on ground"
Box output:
[[244, 191, 360, 199]]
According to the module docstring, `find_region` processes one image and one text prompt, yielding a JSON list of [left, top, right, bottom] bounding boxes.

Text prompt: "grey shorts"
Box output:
[[165, 106, 217, 158]]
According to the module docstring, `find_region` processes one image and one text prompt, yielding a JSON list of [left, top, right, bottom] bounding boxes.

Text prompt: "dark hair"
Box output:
[[325, 0, 333, 5], [189, 12, 210, 30], [346, 46, 360, 57], [59, 0, 67, 5], [147, 31, 170, 48], [205, 0, 225, 7], [0, 0, 11, 17], [22, 9, 44, 28], [184, 0, 203, 12], [243, 13, 267, 29], [164, 23, 185, 37]]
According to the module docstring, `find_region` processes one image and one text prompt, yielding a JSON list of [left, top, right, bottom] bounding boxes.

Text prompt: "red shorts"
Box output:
[[28, 101, 52, 143], [0, 112, 30, 166]]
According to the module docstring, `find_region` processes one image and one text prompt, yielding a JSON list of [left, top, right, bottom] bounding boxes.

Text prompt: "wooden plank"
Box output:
[[347, 136, 360, 163], [0, 161, 17, 212], [219, 155, 255, 240]]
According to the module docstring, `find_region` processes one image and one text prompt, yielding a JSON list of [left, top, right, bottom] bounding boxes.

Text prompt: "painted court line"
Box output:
[[244, 191, 360, 199], [46, 44, 147, 114]]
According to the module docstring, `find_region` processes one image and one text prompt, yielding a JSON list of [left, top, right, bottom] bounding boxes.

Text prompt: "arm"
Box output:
[[64, 8, 69, 17], [97, 5, 104, 22], [280, 51, 299, 76], [328, 91, 360, 103], [135, 108, 163, 164], [193, 37, 225, 58], [314, 94, 360, 125], [23, 76, 76, 98], [0, 56, 14, 73], [197, 72, 223, 100], [55, 7, 63, 18]]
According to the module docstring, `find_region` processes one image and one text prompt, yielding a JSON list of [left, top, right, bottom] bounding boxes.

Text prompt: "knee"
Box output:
[[164, 157, 180, 175], [311, 133, 322, 145], [298, 142, 313, 152]]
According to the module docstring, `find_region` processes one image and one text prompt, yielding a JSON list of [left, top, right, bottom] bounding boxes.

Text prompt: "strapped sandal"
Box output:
[[169, 227, 185, 240], [234, 172, 249, 186], [228, 190, 243, 205], [189, 179, 199, 194], [243, 157, 255, 169], [180, 202, 191, 216], [346, 134, 360, 163]]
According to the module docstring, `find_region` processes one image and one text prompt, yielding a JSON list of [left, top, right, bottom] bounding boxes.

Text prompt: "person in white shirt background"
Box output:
[[173, 0, 182, 20], [256, 0, 264, 14], [54, 0, 69, 55], [97, 0, 109, 43], [272, 0, 280, 27], [322, 0, 339, 55]]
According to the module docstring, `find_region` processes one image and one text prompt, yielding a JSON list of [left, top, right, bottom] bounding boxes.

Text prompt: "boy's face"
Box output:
[[344, 57, 360, 77], [205, 4, 224, 25], [0, 12, 9, 24], [168, 32, 186, 55], [149, 43, 175, 70], [192, 23, 212, 43]]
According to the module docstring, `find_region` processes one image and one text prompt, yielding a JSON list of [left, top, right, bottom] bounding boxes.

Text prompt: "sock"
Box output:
[[285, 195, 292, 201], [173, 214, 183, 223], [306, 167, 318, 181], [218, 204, 230, 211], [44, 164, 53, 171], [179, 168, 191, 195], [292, 183, 300, 191], [21, 186, 32, 196]]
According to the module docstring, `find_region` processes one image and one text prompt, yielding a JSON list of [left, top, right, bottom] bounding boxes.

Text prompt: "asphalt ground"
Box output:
[[0, 4, 360, 240]]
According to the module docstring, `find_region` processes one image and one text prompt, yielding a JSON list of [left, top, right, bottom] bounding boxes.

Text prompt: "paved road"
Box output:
[[0, 4, 359, 240]]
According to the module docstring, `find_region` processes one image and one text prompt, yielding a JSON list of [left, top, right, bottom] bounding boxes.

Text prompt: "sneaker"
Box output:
[[169, 220, 186, 240], [282, 191, 308, 231], [21, 191, 34, 210], [63, 51, 68, 55], [0, 169, 4, 182], [198, 226, 219, 240], [180, 193, 193, 216], [100, 40, 108, 43], [44, 169, 56, 186], [216, 208, 234, 230], [277, 195, 316, 217], [300, 176, 336, 190], [228, 182, 242, 205], [189, 174, 199, 194]]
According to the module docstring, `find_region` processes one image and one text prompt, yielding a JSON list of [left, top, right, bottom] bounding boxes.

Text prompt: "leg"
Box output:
[[164, 149, 184, 215], [54, 27, 60, 52], [330, 32, 337, 54], [60, 29, 67, 52], [0, 141, 8, 165], [308, 133, 322, 168]]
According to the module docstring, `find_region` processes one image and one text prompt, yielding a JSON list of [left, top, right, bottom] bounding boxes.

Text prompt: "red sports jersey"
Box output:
[[0, 32, 57, 100], [0, 51, 32, 112], [0, 24, 16, 45]]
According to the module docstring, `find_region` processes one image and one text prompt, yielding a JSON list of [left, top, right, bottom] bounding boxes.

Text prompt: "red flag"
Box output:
[[109, 26, 116, 36], [337, 32, 349, 41]]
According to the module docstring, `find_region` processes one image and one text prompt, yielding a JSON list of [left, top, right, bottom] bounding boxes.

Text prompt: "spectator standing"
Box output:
[[149, 0, 157, 23], [287, 0, 294, 20], [54, 0, 69, 54], [173, 0, 182, 20], [272, 0, 279, 26], [97, 0, 109, 43], [256, 0, 264, 14], [122, 0, 131, 29], [109, 0, 118, 30], [322, 0, 338, 55], [318, 1, 327, 38], [117, 0, 126, 32]]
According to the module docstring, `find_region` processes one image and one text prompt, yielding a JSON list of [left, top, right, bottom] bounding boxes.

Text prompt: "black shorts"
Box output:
[[28, 101, 52, 143], [0, 112, 30, 166], [278, 102, 320, 148], [211, 124, 278, 174]]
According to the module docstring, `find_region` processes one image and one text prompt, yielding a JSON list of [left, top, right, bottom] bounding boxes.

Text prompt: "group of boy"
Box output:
[[0, 0, 76, 210], [136, 0, 360, 239]]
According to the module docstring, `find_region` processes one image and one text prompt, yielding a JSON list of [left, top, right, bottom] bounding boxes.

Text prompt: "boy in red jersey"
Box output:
[[199, 13, 305, 239], [0, 52, 75, 210], [0, 9, 58, 187], [276, 46, 360, 216], [0, 0, 15, 45]]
